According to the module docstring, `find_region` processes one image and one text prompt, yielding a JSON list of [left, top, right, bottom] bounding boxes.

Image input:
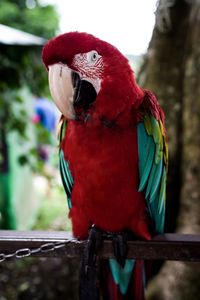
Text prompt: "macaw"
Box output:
[[42, 32, 168, 300]]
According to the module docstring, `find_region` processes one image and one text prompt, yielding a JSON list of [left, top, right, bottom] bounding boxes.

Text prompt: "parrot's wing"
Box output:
[[137, 91, 168, 233], [58, 117, 73, 209]]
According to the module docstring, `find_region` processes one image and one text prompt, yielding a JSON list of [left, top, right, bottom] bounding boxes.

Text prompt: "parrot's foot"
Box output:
[[80, 225, 102, 300], [84, 225, 103, 276], [112, 232, 128, 268]]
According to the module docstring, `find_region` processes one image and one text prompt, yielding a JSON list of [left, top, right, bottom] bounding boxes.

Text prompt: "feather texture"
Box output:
[[138, 136, 155, 192], [137, 114, 167, 233], [59, 150, 73, 209], [58, 118, 73, 210], [109, 259, 135, 295], [43, 31, 168, 300]]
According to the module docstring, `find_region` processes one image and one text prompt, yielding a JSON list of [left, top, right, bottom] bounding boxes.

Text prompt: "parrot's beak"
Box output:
[[48, 63, 76, 119], [48, 63, 98, 120]]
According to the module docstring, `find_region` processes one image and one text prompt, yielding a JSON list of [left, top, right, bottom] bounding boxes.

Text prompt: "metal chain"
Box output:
[[0, 240, 74, 263]]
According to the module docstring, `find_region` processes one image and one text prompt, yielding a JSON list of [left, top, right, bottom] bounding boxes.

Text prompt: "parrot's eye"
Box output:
[[88, 51, 99, 63]]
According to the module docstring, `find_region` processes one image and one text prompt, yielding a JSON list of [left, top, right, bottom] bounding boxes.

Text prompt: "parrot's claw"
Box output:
[[112, 232, 128, 268], [84, 225, 103, 276], [80, 225, 102, 300]]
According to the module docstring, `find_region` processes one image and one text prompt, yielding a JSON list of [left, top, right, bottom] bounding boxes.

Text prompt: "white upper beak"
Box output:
[[48, 63, 75, 119]]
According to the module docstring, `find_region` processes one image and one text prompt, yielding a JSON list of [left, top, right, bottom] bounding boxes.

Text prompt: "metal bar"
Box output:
[[0, 231, 200, 261]]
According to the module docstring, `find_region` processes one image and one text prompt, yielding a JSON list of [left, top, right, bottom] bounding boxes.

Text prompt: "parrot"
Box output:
[[42, 31, 168, 300]]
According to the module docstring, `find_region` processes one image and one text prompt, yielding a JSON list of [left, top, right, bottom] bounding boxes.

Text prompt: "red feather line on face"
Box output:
[[42, 31, 145, 127], [42, 31, 145, 103], [72, 53, 104, 79]]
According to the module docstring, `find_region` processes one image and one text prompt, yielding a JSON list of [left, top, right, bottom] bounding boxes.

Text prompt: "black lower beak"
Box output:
[[72, 72, 97, 111]]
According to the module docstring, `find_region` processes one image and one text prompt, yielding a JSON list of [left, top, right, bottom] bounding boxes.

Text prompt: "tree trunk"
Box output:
[[139, 0, 192, 232], [138, 1, 200, 299]]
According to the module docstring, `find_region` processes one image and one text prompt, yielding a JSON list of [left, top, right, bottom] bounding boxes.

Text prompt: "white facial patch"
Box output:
[[73, 50, 104, 81]]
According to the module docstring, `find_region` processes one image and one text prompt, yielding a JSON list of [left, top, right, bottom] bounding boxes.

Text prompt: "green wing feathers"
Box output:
[[137, 114, 168, 233], [58, 117, 73, 209]]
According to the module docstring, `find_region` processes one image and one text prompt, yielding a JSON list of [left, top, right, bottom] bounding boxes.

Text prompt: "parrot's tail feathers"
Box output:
[[132, 260, 146, 300], [100, 260, 125, 300], [100, 259, 146, 300], [109, 259, 135, 295]]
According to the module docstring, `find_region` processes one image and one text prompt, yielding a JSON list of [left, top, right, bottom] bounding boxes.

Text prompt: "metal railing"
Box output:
[[0, 230, 200, 262]]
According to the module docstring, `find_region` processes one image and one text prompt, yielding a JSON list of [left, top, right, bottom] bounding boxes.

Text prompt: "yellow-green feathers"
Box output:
[[58, 116, 67, 146]]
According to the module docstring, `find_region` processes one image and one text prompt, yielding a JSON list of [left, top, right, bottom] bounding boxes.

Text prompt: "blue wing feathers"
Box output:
[[137, 117, 167, 233], [58, 118, 74, 210], [63, 159, 73, 186], [138, 137, 155, 192], [60, 156, 71, 192], [158, 167, 166, 214], [59, 149, 73, 209], [149, 158, 163, 202], [137, 123, 150, 174], [145, 163, 157, 199]]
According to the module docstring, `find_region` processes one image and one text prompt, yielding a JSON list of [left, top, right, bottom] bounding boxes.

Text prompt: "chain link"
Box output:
[[0, 241, 72, 263]]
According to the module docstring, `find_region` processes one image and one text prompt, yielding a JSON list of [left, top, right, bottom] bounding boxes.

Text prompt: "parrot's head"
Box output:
[[42, 32, 144, 125]]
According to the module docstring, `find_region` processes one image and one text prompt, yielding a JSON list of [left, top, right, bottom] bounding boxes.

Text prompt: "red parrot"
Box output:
[[42, 32, 168, 300]]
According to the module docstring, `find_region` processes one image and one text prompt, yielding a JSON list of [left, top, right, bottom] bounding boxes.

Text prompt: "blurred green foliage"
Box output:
[[0, 0, 59, 39], [0, 0, 59, 165]]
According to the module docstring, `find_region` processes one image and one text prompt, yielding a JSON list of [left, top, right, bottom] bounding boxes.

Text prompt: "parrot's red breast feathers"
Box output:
[[43, 31, 168, 299]]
